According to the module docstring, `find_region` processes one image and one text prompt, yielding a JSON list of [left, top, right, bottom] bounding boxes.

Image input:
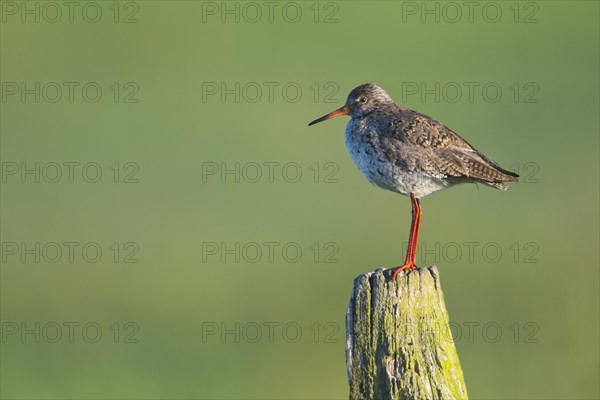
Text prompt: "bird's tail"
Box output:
[[483, 166, 519, 190], [485, 181, 511, 190]]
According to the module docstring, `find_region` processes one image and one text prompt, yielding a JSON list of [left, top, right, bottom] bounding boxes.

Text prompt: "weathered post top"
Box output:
[[345, 267, 468, 400]]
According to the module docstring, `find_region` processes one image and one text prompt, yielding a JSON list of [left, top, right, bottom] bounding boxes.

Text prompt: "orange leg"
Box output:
[[392, 193, 422, 280]]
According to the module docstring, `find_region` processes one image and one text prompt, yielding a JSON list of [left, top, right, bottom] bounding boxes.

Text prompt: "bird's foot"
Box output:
[[391, 261, 418, 280]]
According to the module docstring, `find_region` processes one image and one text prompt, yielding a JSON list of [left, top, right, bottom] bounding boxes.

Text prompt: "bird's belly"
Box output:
[[387, 168, 448, 198], [345, 133, 447, 198]]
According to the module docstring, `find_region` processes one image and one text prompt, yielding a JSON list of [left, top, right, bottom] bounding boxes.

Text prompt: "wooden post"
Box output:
[[345, 267, 468, 400]]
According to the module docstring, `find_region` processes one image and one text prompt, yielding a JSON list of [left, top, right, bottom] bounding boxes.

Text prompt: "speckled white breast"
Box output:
[[344, 119, 448, 198]]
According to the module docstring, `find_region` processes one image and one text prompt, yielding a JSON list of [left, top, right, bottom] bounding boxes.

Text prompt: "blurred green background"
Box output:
[[1, 1, 598, 399]]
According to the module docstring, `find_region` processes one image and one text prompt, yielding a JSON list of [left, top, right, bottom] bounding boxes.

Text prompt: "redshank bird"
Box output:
[[308, 83, 518, 279]]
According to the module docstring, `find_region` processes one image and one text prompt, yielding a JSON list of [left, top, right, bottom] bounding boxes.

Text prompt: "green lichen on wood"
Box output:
[[346, 267, 468, 400]]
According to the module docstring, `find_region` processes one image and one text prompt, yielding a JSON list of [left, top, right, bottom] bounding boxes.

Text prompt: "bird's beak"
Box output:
[[308, 106, 349, 126]]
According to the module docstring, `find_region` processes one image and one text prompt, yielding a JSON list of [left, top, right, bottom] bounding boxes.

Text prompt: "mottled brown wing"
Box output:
[[384, 109, 519, 184]]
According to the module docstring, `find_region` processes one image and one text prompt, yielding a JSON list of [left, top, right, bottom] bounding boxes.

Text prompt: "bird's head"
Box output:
[[308, 83, 393, 126]]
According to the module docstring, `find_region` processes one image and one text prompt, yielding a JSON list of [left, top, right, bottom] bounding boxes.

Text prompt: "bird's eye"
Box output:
[[358, 97, 367, 104]]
